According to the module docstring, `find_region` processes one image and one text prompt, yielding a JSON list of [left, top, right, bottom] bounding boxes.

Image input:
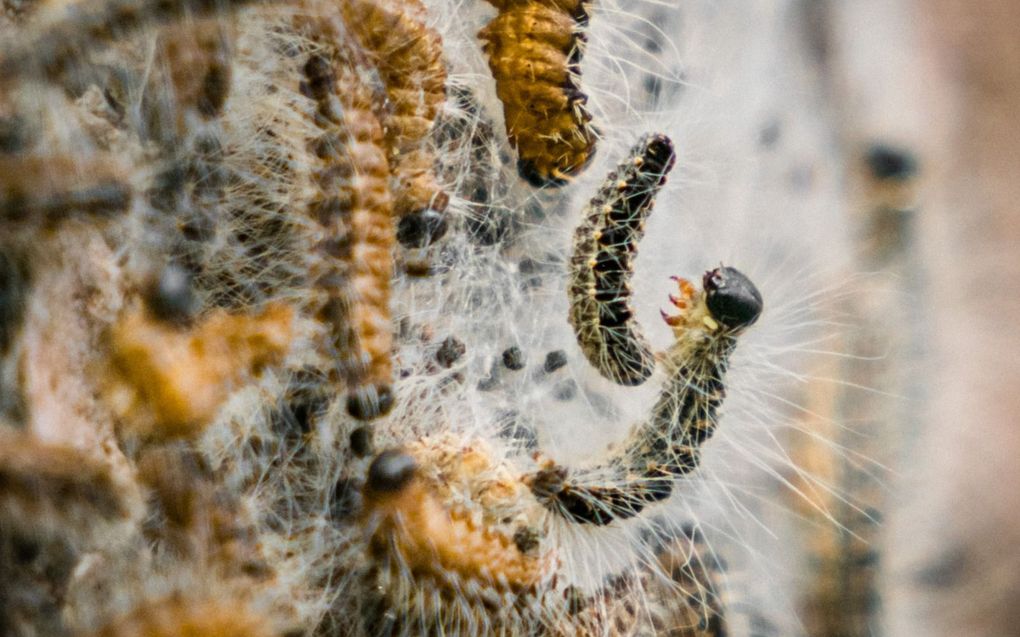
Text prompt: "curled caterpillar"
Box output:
[[341, 0, 450, 248], [530, 266, 763, 525], [297, 34, 397, 421], [478, 0, 597, 187], [568, 133, 676, 386]]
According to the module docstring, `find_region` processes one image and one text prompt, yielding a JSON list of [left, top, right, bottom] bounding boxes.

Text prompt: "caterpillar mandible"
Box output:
[[568, 133, 676, 386]]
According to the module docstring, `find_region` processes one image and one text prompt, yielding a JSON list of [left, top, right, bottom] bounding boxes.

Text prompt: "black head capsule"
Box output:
[[703, 266, 763, 330], [366, 450, 417, 493]]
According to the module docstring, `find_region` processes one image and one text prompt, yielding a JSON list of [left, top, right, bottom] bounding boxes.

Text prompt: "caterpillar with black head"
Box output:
[[478, 0, 597, 187], [568, 133, 676, 386], [530, 266, 763, 525]]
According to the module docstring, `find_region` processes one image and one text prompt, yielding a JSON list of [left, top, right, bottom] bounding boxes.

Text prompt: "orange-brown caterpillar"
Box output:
[[341, 0, 450, 247], [297, 32, 397, 420], [568, 133, 676, 386], [87, 594, 280, 637], [359, 449, 549, 633], [106, 302, 294, 439], [478, 0, 597, 187], [531, 267, 763, 525], [0, 155, 131, 223]]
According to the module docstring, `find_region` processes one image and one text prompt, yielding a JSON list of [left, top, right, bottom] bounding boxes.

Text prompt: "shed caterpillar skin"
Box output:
[[569, 133, 676, 386], [341, 0, 451, 248], [478, 0, 597, 187], [298, 36, 398, 421], [530, 267, 763, 525]]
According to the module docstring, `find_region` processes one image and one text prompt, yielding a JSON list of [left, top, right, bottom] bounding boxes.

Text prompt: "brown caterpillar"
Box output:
[[478, 0, 597, 187], [155, 18, 235, 123], [530, 266, 763, 525], [87, 594, 281, 637], [0, 155, 131, 223], [296, 30, 397, 420], [106, 302, 294, 439], [359, 449, 550, 634], [568, 133, 676, 386], [340, 0, 451, 247], [0, 0, 260, 84]]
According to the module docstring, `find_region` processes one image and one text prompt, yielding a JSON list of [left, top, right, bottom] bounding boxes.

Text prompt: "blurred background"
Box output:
[[793, 1, 1020, 635]]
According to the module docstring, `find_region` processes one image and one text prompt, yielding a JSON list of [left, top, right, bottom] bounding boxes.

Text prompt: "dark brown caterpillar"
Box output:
[[478, 0, 597, 187], [568, 133, 676, 386], [341, 0, 450, 247], [529, 266, 763, 525], [297, 34, 397, 420]]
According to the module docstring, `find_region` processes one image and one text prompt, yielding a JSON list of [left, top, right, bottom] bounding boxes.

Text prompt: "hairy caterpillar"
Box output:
[[0, 155, 131, 223], [530, 266, 763, 525], [478, 0, 597, 187], [86, 595, 280, 637], [341, 0, 450, 248], [569, 133, 676, 386], [296, 27, 398, 421]]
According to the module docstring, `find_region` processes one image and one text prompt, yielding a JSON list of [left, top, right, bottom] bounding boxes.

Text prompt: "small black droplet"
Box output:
[[435, 336, 466, 368], [543, 350, 567, 373], [366, 450, 417, 492], [502, 346, 525, 370]]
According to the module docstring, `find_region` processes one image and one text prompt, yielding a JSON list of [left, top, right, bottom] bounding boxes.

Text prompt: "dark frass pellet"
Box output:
[[543, 350, 567, 373], [502, 346, 525, 370], [435, 336, 466, 368]]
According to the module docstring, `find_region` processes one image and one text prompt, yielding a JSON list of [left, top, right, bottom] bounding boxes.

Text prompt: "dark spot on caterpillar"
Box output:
[[349, 426, 374, 458], [145, 264, 197, 325], [346, 384, 394, 420]]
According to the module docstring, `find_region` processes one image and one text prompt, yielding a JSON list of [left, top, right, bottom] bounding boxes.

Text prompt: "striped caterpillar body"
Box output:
[[341, 0, 451, 248], [478, 0, 597, 187], [298, 37, 398, 421], [569, 133, 676, 386], [530, 267, 763, 525], [0, 155, 132, 223]]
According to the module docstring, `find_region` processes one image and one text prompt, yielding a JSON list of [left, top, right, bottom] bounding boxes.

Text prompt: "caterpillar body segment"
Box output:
[[298, 38, 397, 420], [531, 267, 762, 525], [341, 0, 450, 246], [478, 0, 597, 187], [569, 133, 676, 386]]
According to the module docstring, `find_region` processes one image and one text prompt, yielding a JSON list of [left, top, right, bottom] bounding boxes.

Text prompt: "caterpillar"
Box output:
[[0, 155, 132, 223], [0, 0, 260, 85], [86, 594, 281, 637], [530, 266, 763, 525], [341, 0, 451, 248], [568, 133, 676, 386], [358, 448, 550, 634], [478, 0, 597, 187], [296, 27, 398, 421]]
